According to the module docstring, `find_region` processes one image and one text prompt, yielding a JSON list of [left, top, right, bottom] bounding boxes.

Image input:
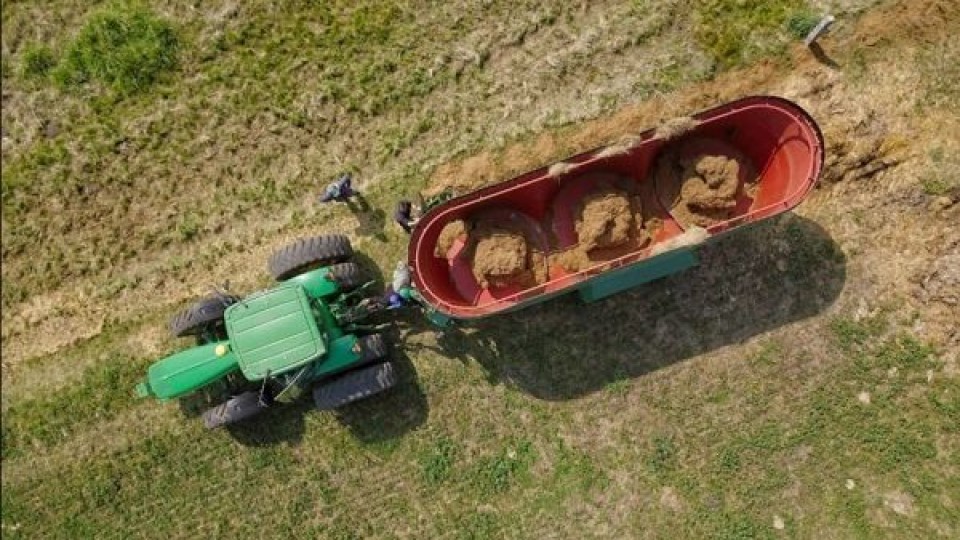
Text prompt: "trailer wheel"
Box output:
[[327, 262, 366, 292], [269, 234, 353, 280], [313, 362, 397, 410], [202, 391, 270, 429], [170, 295, 239, 338]]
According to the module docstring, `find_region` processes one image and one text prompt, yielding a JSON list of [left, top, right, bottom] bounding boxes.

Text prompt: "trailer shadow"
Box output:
[[417, 213, 847, 400]]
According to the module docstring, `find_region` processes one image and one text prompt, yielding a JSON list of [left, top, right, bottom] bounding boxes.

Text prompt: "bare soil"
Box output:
[[434, 219, 468, 258], [655, 146, 757, 227], [551, 185, 654, 274], [576, 189, 635, 252], [468, 224, 535, 288]]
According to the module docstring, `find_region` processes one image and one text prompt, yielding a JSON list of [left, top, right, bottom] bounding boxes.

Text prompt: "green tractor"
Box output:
[[135, 234, 397, 429]]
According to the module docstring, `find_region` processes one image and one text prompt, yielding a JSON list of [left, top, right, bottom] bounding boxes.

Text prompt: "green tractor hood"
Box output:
[[226, 284, 326, 381], [135, 341, 239, 400]]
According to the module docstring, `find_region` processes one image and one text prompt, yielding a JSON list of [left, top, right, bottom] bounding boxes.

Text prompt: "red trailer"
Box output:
[[408, 96, 824, 325]]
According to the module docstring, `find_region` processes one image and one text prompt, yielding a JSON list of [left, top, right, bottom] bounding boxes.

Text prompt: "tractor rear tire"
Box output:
[[327, 262, 366, 292], [358, 333, 389, 364], [202, 391, 269, 429], [170, 295, 239, 338], [269, 234, 353, 280], [313, 361, 397, 410]]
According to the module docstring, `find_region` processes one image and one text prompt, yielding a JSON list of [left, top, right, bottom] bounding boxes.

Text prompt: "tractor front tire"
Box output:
[[170, 296, 239, 338], [313, 362, 397, 410], [202, 391, 269, 429], [269, 234, 353, 280], [327, 262, 366, 292]]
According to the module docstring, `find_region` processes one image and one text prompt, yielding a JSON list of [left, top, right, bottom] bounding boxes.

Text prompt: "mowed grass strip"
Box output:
[[3, 309, 957, 538], [1, 0, 829, 309], [1, 0, 555, 307], [2, 354, 152, 460]]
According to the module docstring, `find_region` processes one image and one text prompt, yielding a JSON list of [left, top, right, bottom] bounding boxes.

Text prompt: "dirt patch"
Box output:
[[551, 186, 654, 273], [883, 490, 917, 517], [659, 486, 685, 512], [918, 247, 959, 305], [465, 221, 547, 289], [855, 0, 958, 47], [470, 228, 528, 287], [426, 151, 498, 197], [576, 190, 635, 252], [434, 220, 468, 258], [655, 145, 757, 228]]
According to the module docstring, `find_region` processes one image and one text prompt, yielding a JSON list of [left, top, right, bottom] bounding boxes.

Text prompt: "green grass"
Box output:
[[470, 439, 536, 496], [784, 11, 821, 40], [52, 4, 178, 94], [4, 306, 958, 537], [695, 0, 813, 68], [921, 176, 954, 196], [19, 44, 57, 79], [2, 354, 152, 459], [419, 436, 458, 485]]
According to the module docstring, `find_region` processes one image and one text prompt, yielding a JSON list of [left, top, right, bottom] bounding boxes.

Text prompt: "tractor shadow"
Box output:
[[221, 257, 425, 446], [331, 345, 428, 444], [411, 213, 847, 400], [225, 400, 310, 447], [222, 346, 427, 447], [351, 250, 387, 288]]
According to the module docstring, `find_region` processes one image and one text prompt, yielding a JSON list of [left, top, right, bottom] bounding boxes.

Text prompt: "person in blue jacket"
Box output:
[[318, 173, 357, 203]]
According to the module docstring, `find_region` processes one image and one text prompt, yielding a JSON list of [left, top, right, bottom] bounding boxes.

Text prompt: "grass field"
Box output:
[[2, 0, 959, 538]]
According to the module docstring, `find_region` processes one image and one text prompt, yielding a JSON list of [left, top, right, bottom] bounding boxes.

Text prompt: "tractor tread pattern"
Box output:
[[268, 234, 353, 280], [313, 361, 397, 410], [327, 262, 366, 292], [358, 333, 389, 363], [169, 295, 239, 338], [201, 391, 268, 429]]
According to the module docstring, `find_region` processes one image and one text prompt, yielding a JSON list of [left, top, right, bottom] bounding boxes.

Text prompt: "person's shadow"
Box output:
[[808, 42, 839, 68], [346, 194, 388, 240], [402, 213, 847, 399]]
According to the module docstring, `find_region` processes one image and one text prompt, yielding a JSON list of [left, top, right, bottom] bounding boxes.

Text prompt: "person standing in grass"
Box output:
[[318, 172, 357, 204], [394, 200, 418, 233]]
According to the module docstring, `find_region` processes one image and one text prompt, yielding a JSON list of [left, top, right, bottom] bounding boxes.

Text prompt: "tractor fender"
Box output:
[[285, 266, 339, 299]]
